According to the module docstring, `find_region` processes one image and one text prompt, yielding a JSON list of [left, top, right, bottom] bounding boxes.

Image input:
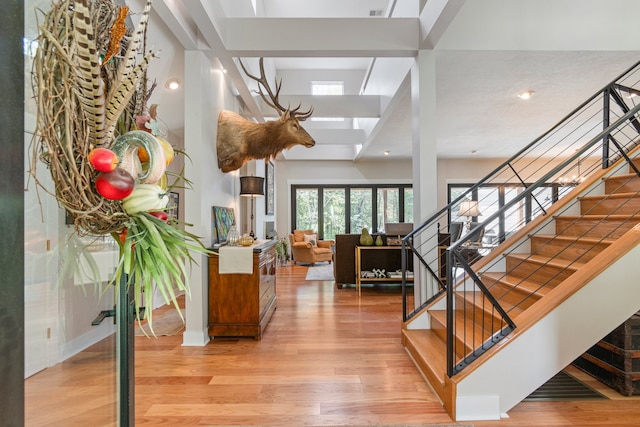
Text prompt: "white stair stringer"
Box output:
[[452, 233, 640, 421]]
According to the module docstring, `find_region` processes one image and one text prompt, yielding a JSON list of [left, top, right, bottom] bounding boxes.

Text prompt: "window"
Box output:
[[295, 188, 318, 232], [350, 188, 373, 234], [323, 188, 346, 238], [377, 187, 399, 227], [448, 182, 566, 244], [292, 184, 413, 240]]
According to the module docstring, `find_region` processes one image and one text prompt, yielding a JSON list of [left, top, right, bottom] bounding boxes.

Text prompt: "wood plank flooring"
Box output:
[[25, 263, 640, 426]]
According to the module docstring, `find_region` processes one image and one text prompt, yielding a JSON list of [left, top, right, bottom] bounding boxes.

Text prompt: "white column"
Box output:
[[181, 50, 215, 346], [411, 50, 438, 306]]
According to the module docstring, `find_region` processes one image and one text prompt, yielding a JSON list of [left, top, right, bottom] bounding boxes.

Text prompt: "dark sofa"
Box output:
[[334, 234, 361, 288]]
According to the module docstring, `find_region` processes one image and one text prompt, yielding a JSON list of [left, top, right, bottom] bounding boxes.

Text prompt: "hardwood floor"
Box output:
[[25, 264, 640, 426]]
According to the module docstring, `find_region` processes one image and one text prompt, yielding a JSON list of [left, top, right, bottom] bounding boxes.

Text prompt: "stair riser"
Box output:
[[530, 236, 609, 263], [505, 257, 574, 286], [555, 217, 638, 239], [429, 312, 470, 357], [604, 176, 640, 194], [580, 197, 640, 216]]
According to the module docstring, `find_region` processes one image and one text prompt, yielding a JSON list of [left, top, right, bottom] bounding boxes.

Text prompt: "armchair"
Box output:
[[288, 229, 335, 265]]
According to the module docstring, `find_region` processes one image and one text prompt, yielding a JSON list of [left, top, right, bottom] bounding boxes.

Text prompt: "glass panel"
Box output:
[[24, 0, 118, 423], [350, 188, 372, 233], [295, 188, 319, 231], [450, 186, 472, 225], [477, 187, 499, 246], [531, 185, 554, 219], [504, 186, 526, 238], [558, 185, 574, 200], [377, 188, 399, 233], [404, 188, 414, 223], [323, 188, 346, 239]]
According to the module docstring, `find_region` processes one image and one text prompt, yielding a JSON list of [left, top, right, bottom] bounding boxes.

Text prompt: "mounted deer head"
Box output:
[[216, 58, 315, 173]]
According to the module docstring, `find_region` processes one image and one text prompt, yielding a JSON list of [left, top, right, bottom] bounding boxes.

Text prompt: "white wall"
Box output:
[[181, 51, 244, 346]]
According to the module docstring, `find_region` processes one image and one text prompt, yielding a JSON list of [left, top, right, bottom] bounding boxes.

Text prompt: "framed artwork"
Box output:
[[212, 206, 236, 244], [168, 192, 179, 220], [265, 161, 274, 215]]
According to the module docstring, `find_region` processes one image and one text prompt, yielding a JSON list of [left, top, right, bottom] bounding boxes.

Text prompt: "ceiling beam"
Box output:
[[419, 0, 466, 49], [355, 70, 411, 161], [223, 18, 419, 57], [153, 0, 199, 50], [180, 0, 263, 120], [283, 144, 357, 161], [257, 95, 381, 118], [307, 129, 366, 145]]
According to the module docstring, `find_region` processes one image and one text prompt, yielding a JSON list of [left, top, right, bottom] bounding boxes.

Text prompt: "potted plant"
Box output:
[[275, 237, 289, 266]]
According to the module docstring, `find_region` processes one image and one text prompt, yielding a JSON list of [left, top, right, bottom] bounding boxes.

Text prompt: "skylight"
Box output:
[[311, 81, 344, 121], [311, 81, 344, 96]]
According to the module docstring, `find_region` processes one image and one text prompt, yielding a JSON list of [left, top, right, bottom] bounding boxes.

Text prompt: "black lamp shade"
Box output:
[[239, 176, 264, 197]]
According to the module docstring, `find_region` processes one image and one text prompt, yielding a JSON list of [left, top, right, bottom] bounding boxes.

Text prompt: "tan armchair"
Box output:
[[288, 229, 335, 265]]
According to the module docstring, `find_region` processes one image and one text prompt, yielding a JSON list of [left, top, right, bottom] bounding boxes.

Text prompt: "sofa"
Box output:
[[288, 229, 334, 265], [334, 234, 361, 287]]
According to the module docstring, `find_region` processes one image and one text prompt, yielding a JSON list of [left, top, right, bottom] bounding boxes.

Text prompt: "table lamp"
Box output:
[[458, 200, 480, 233], [240, 175, 264, 239]]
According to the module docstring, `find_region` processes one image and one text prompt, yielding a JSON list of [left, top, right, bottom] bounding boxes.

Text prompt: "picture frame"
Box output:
[[212, 206, 236, 244], [168, 192, 179, 220], [265, 160, 274, 215]]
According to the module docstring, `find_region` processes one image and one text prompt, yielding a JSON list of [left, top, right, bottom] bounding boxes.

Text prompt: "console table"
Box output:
[[208, 240, 277, 340], [355, 245, 413, 296]]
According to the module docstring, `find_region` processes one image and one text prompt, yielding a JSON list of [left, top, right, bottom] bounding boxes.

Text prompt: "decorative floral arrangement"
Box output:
[[29, 0, 207, 332]]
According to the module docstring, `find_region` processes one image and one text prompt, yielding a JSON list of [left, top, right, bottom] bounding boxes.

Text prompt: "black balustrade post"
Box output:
[[117, 274, 135, 426]]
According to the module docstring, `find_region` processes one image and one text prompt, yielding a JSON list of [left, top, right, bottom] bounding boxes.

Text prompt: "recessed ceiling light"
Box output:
[[384, 150, 390, 156], [517, 90, 534, 100], [165, 78, 180, 90]]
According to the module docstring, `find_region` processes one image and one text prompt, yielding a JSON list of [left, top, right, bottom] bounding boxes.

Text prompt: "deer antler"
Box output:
[[239, 58, 313, 121]]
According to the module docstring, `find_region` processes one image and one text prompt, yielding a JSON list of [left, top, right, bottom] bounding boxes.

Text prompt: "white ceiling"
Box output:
[[126, 0, 640, 162]]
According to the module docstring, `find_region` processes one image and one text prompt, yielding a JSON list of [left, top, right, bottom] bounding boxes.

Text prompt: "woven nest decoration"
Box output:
[[30, 0, 156, 236]]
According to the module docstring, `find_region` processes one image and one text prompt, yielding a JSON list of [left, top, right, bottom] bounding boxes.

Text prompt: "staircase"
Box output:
[[400, 61, 640, 421]]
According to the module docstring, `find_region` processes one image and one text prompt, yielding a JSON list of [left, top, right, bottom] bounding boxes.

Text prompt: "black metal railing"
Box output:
[[401, 59, 640, 377]]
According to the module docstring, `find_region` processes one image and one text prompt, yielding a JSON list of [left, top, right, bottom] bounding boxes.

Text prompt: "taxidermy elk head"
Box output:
[[216, 58, 315, 173]]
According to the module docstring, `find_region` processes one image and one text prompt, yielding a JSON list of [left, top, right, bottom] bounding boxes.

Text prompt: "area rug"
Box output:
[[323, 425, 473, 427], [305, 263, 335, 281], [135, 309, 185, 337]]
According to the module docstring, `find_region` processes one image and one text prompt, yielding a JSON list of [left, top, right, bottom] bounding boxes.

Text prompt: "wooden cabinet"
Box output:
[[208, 240, 277, 340], [355, 246, 413, 296]]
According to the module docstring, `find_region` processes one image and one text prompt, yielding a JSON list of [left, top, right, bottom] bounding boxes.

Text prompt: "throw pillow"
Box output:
[[304, 233, 318, 247]]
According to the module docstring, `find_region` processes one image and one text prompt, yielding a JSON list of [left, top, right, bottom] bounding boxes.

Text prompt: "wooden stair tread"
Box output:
[[481, 272, 549, 299], [482, 272, 551, 312], [604, 172, 640, 181], [579, 192, 640, 201], [530, 234, 616, 245], [554, 214, 640, 220], [506, 253, 587, 270]]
